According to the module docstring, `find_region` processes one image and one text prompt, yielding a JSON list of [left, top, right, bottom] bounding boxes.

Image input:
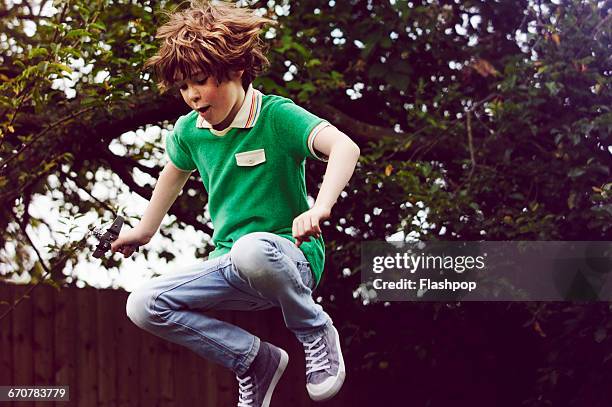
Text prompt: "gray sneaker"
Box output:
[[236, 341, 289, 407], [303, 324, 346, 401]]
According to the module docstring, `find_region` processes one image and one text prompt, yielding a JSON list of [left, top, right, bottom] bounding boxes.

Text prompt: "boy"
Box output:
[[111, 1, 360, 406]]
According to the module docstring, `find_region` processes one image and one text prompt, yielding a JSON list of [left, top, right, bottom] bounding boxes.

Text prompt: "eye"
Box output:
[[196, 77, 208, 85], [179, 83, 188, 91]]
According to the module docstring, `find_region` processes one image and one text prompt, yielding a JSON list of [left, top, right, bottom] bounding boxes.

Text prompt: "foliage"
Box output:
[[0, 0, 611, 405]]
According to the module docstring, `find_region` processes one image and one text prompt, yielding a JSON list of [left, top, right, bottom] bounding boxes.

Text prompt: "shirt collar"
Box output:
[[196, 84, 263, 134]]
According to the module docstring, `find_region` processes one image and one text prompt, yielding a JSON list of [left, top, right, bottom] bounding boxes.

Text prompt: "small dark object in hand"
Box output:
[[92, 216, 124, 258]]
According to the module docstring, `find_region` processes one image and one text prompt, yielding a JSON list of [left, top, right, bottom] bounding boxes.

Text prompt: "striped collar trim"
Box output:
[[196, 84, 262, 134]]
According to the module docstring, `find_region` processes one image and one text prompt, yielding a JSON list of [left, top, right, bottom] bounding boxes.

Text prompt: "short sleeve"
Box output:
[[273, 100, 330, 162], [165, 128, 197, 172]]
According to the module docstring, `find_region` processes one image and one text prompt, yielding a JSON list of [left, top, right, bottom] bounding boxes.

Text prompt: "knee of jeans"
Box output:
[[125, 288, 157, 329], [230, 234, 279, 283], [231, 234, 269, 273]]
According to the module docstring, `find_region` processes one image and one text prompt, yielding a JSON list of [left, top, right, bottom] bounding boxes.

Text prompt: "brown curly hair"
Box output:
[[145, 0, 276, 92]]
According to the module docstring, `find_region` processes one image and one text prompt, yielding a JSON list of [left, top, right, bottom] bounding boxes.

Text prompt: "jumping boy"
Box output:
[[111, 1, 360, 406]]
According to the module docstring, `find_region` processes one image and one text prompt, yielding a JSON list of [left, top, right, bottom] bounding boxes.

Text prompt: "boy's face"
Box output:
[[176, 70, 245, 131]]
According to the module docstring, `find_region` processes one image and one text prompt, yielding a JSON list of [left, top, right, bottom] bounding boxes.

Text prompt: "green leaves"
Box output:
[[65, 28, 92, 40], [89, 22, 107, 32], [568, 168, 586, 179], [28, 47, 49, 59], [545, 81, 560, 95]]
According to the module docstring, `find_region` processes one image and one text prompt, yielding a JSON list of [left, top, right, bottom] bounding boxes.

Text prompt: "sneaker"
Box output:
[[236, 341, 289, 407], [303, 324, 346, 401]]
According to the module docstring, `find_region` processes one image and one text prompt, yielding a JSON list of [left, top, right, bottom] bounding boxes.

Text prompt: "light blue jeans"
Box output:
[[125, 232, 332, 376]]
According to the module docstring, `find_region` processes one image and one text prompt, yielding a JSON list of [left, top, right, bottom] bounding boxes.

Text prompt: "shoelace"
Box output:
[[236, 375, 254, 407], [304, 336, 331, 375]]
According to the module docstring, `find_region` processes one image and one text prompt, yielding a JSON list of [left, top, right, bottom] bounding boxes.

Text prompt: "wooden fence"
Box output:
[[0, 282, 350, 406]]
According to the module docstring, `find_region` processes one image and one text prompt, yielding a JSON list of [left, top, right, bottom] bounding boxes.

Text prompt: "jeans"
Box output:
[[125, 232, 332, 376]]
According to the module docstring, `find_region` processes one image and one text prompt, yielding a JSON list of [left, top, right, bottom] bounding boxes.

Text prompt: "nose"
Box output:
[[187, 85, 200, 102]]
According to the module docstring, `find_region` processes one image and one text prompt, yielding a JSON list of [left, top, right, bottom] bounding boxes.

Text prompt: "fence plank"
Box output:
[[0, 283, 14, 400], [97, 289, 118, 407], [12, 284, 33, 386], [76, 287, 98, 406], [172, 342, 202, 406], [54, 285, 76, 407], [158, 340, 174, 407], [140, 329, 159, 406], [116, 291, 139, 407], [33, 284, 55, 407], [191, 345, 208, 406], [201, 333, 221, 407]]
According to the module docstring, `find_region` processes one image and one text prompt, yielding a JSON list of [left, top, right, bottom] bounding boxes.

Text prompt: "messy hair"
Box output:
[[145, 0, 276, 92]]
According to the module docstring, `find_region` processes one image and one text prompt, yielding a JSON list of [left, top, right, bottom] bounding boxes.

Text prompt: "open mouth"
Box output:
[[197, 105, 211, 113]]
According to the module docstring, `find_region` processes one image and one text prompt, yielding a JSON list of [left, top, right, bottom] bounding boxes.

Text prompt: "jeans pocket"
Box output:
[[296, 261, 314, 290]]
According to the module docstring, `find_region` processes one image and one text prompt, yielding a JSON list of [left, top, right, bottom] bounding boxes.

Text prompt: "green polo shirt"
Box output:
[[165, 90, 329, 286]]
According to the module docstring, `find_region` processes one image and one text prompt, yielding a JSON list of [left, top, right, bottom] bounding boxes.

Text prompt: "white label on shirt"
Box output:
[[235, 149, 266, 167]]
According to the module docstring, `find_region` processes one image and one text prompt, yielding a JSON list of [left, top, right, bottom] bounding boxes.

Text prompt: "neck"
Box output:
[[213, 86, 246, 131]]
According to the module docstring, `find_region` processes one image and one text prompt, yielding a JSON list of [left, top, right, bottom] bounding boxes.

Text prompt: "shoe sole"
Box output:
[[262, 348, 289, 407], [308, 325, 346, 402]]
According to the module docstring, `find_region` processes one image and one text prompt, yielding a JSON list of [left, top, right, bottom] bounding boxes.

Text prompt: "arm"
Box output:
[[138, 161, 193, 237], [292, 125, 360, 247], [111, 161, 193, 257]]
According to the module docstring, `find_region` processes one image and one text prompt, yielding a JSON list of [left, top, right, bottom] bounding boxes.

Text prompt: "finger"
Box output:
[[292, 218, 298, 240], [299, 222, 312, 242], [125, 245, 138, 258], [297, 216, 314, 241], [112, 238, 128, 253], [308, 216, 320, 238], [303, 215, 313, 234], [295, 217, 305, 239], [119, 245, 132, 256]]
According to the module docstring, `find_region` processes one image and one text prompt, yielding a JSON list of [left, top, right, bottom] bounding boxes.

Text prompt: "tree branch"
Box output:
[[466, 110, 476, 181], [0, 106, 97, 172], [308, 101, 402, 142]]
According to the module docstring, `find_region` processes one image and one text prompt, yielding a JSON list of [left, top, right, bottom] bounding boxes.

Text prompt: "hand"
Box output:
[[110, 225, 152, 258], [292, 205, 331, 248]]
